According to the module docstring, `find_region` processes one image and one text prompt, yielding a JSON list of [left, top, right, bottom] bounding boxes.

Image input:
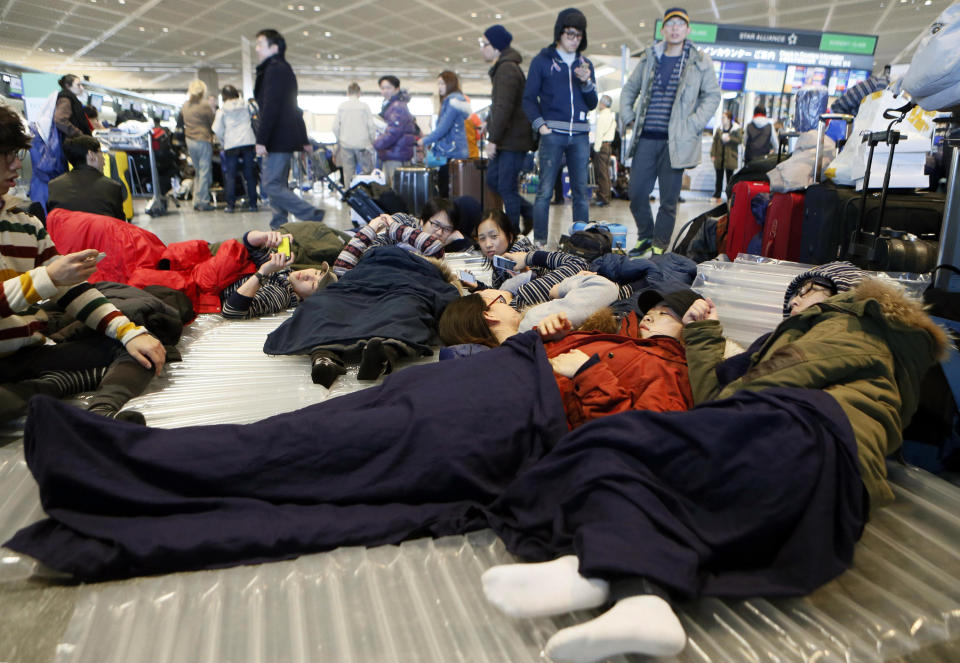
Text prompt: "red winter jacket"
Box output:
[[545, 330, 693, 430], [45, 209, 255, 313]]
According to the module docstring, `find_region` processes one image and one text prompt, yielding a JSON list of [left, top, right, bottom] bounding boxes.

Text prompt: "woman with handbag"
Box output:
[[419, 71, 471, 196]]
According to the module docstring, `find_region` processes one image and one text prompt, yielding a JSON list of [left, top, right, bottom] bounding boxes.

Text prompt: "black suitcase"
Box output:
[[799, 183, 944, 264], [393, 166, 436, 217], [322, 172, 385, 224]]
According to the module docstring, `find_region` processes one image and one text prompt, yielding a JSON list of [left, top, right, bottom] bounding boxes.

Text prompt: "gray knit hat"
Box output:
[[782, 261, 867, 314]]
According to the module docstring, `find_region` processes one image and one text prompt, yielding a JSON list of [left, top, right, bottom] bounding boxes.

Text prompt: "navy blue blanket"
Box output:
[[486, 387, 866, 599], [264, 246, 460, 355], [7, 331, 568, 581]]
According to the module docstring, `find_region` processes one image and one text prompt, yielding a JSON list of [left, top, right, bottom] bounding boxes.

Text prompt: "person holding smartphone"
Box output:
[[220, 230, 336, 320], [522, 8, 598, 245]]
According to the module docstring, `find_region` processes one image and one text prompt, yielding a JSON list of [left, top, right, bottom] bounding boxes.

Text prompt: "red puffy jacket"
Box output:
[[545, 330, 693, 430], [45, 209, 255, 313]]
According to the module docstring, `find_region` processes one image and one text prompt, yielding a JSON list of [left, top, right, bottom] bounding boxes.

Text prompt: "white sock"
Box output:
[[544, 595, 686, 663], [481, 555, 609, 619]]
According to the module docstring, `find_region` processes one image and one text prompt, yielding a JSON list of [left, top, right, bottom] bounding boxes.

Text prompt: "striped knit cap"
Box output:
[[782, 261, 867, 314]]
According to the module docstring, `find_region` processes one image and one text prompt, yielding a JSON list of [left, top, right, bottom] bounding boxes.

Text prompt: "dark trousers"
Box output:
[[486, 150, 532, 232], [223, 145, 258, 209], [592, 142, 613, 203], [713, 167, 733, 199], [0, 336, 150, 422]]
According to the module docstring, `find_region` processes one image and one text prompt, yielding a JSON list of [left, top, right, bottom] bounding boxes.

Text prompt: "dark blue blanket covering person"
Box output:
[[263, 245, 460, 356], [6, 330, 568, 581], [485, 386, 866, 600]]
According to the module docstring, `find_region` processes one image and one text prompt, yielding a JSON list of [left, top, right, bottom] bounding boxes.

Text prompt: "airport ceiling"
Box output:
[[0, 0, 945, 97]]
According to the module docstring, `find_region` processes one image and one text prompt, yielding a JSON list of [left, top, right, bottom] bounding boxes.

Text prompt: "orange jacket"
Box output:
[[546, 330, 693, 430]]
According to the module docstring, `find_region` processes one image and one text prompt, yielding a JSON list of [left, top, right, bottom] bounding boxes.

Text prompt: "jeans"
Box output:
[[186, 138, 212, 206], [533, 131, 589, 243], [223, 145, 258, 209], [486, 149, 532, 232], [262, 152, 325, 228], [628, 138, 684, 249], [340, 147, 373, 188]]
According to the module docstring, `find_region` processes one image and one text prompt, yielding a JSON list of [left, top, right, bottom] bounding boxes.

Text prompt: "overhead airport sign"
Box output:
[[652, 21, 876, 70]]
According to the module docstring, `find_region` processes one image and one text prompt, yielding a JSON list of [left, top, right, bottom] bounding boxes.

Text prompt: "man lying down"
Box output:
[[5, 262, 944, 663]]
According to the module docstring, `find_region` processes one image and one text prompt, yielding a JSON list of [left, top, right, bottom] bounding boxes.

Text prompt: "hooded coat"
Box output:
[[374, 91, 418, 162], [212, 98, 257, 151], [683, 279, 948, 507], [620, 40, 721, 169], [422, 91, 471, 160], [487, 47, 534, 152]]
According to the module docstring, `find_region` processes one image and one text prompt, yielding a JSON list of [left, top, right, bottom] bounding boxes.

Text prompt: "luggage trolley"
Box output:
[[94, 127, 168, 217]]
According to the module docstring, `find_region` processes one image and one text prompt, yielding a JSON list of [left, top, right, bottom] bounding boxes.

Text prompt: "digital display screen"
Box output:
[[744, 62, 786, 93], [827, 68, 871, 96], [783, 65, 828, 93], [713, 60, 747, 92], [7, 75, 23, 97], [88, 93, 103, 110], [161, 109, 171, 120]]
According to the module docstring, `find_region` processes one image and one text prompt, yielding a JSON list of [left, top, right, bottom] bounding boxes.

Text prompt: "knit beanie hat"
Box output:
[[636, 287, 703, 319], [554, 8, 588, 52], [782, 261, 867, 314], [484, 25, 512, 51]]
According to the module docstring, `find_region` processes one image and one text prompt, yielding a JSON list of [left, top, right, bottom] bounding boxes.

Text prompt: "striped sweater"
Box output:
[[640, 41, 690, 139], [0, 196, 146, 357], [332, 214, 444, 276]]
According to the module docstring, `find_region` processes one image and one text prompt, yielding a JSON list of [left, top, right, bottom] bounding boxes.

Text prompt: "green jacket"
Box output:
[[683, 280, 947, 508], [710, 123, 741, 171]]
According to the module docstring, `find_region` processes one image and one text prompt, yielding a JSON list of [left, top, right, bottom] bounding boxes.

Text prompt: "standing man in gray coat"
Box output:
[[621, 7, 720, 257]]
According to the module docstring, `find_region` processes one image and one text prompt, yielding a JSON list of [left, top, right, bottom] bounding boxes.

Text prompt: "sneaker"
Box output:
[[248, 205, 259, 212], [224, 206, 236, 214], [628, 239, 652, 257], [194, 202, 215, 211], [650, 246, 665, 257]]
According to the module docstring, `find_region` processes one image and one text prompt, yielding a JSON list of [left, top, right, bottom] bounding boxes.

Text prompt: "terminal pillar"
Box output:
[[197, 67, 218, 100]]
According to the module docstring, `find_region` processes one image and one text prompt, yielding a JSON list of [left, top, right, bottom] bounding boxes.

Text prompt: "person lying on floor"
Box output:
[[219, 229, 336, 319], [264, 244, 463, 386], [479, 261, 947, 663], [332, 207, 449, 276], [5, 283, 698, 581], [441, 283, 698, 428], [0, 105, 166, 425]]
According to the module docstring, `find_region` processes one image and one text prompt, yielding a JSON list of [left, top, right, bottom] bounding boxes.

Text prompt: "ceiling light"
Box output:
[[139, 26, 145, 31], [118, 0, 124, 3], [324, 31, 331, 37], [462, 57, 468, 62], [303, 30, 309, 36], [163, 27, 169, 32], [314, 5, 321, 10], [495, 14, 502, 19], [601, 43, 607, 48], [200, 51, 205, 56], [924, 0, 932, 4], [444, 57, 450, 62], [334, 54, 340, 59], [470, 12, 477, 18], [288, 4, 294, 9], [639, 22, 646, 27], [457, 36, 463, 41], [298, 4, 305, 10]]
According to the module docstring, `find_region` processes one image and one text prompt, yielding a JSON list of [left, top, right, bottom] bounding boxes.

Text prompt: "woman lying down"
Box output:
[[6, 263, 944, 663]]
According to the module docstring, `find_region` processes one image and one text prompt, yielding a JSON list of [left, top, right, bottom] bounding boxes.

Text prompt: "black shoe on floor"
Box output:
[[311, 356, 346, 388], [357, 339, 398, 381]]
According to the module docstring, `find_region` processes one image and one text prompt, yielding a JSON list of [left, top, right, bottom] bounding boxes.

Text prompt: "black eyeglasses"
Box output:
[[562, 29, 583, 39], [796, 282, 833, 298], [2, 149, 27, 164], [427, 218, 454, 234]]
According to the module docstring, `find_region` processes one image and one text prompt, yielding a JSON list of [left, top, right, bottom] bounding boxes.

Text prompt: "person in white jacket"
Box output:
[[212, 85, 259, 212], [333, 82, 377, 188]]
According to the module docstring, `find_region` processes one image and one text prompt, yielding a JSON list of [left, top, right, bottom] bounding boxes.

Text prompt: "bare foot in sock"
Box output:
[[544, 595, 686, 663], [481, 555, 609, 618]]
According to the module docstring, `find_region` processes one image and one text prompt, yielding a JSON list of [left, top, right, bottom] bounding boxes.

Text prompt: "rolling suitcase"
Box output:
[[322, 172, 385, 224], [449, 158, 503, 211], [845, 113, 942, 272], [103, 151, 134, 221], [393, 166, 436, 217], [761, 192, 805, 261], [725, 181, 770, 260]]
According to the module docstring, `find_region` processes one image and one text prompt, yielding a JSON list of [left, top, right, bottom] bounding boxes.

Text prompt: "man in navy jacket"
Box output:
[[254, 29, 326, 229], [522, 8, 598, 245]]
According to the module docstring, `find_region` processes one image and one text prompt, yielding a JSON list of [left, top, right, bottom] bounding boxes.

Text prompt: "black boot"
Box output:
[[310, 349, 346, 388], [86, 356, 154, 421], [357, 339, 399, 381]]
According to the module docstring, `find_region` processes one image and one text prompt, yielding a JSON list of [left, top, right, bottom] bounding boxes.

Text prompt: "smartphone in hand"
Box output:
[[277, 237, 291, 257], [492, 255, 517, 271], [458, 270, 477, 286], [95, 252, 107, 263]]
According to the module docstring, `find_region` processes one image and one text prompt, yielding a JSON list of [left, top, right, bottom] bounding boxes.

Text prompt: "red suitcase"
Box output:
[[762, 192, 806, 261], [725, 181, 770, 260]]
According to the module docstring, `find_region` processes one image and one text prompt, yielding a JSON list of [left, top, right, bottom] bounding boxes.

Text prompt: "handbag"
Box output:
[[425, 146, 447, 168]]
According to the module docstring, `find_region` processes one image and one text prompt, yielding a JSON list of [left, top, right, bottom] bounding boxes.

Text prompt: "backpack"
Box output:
[[672, 203, 728, 263], [559, 225, 613, 262]]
